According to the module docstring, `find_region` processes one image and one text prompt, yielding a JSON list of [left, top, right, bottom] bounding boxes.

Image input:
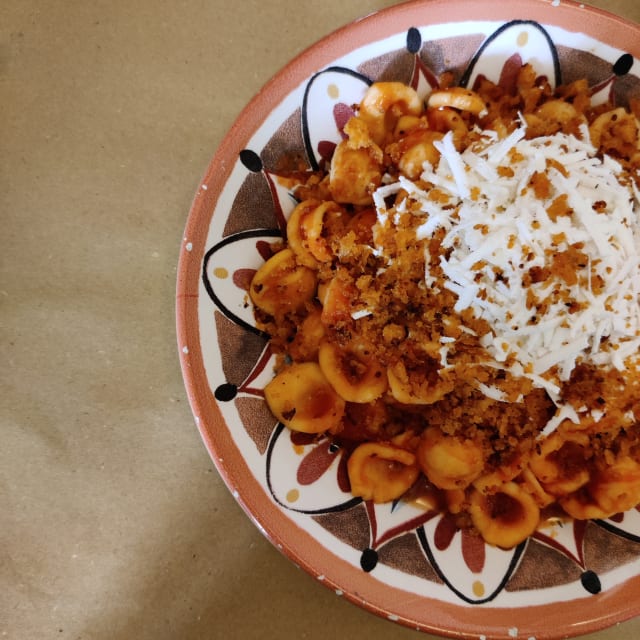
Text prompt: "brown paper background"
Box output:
[[2, 1, 640, 638]]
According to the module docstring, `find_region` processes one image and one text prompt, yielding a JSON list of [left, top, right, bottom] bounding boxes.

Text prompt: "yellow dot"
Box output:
[[293, 444, 305, 455], [327, 83, 339, 100], [517, 31, 529, 47], [286, 489, 300, 503], [213, 267, 228, 279], [472, 580, 485, 597]]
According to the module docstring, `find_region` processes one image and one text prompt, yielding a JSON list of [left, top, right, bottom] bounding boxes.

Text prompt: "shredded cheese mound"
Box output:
[[373, 125, 640, 405]]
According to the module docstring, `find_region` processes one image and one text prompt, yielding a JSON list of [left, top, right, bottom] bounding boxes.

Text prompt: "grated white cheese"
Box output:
[[372, 123, 640, 431], [539, 403, 582, 438], [433, 132, 471, 198], [477, 382, 508, 402], [351, 308, 373, 320]]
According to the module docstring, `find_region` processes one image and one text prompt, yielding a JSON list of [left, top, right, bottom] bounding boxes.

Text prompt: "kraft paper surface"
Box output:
[[3, 1, 640, 638]]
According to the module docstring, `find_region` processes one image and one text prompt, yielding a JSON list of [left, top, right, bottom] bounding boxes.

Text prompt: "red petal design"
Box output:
[[237, 345, 273, 397], [297, 442, 339, 486], [333, 103, 355, 136], [411, 54, 440, 92], [290, 432, 317, 446], [461, 528, 485, 573], [337, 453, 351, 492], [317, 140, 337, 163], [232, 268, 256, 291], [256, 240, 275, 261], [434, 512, 458, 550], [572, 518, 587, 566], [498, 53, 523, 92]]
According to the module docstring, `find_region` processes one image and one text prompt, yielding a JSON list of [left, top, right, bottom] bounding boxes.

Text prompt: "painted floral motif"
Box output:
[[201, 20, 640, 604]]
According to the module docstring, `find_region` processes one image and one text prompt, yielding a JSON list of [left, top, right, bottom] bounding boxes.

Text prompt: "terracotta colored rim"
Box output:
[[176, 1, 640, 637]]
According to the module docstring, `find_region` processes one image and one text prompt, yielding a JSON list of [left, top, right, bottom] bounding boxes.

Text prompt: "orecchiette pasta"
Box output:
[[357, 81, 423, 145], [347, 441, 420, 502], [318, 339, 388, 403], [264, 362, 345, 434], [386, 359, 454, 405], [250, 63, 640, 548], [589, 456, 640, 517], [416, 428, 485, 491], [528, 431, 591, 496], [329, 117, 384, 205], [589, 107, 640, 158], [286, 199, 324, 269], [250, 247, 316, 316], [301, 201, 347, 263], [468, 482, 541, 549]]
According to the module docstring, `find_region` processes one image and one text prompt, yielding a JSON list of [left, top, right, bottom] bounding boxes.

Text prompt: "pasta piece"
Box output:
[[416, 428, 485, 490], [347, 441, 420, 502], [264, 362, 345, 434], [469, 482, 541, 549], [589, 107, 640, 156], [329, 142, 382, 205], [345, 207, 377, 245], [387, 359, 454, 405], [329, 116, 383, 205], [519, 467, 555, 508], [318, 274, 357, 327], [249, 248, 316, 316], [528, 431, 591, 496], [590, 456, 640, 517], [530, 99, 585, 135], [393, 114, 424, 138], [427, 107, 468, 148], [299, 201, 346, 262], [318, 339, 388, 403], [394, 129, 444, 179], [287, 198, 347, 267], [358, 82, 423, 145], [288, 305, 326, 362], [472, 456, 525, 493], [558, 490, 612, 521], [286, 199, 322, 269], [427, 87, 487, 114]]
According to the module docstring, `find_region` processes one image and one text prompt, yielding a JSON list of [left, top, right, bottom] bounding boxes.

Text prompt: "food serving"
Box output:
[[249, 64, 640, 549]]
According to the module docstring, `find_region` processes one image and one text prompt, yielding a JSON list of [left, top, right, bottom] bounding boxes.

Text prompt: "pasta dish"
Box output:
[[249, 64, 640, 548]]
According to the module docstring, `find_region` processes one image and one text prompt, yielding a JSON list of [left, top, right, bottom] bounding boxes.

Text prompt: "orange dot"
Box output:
[[214, 267, 228, 279]]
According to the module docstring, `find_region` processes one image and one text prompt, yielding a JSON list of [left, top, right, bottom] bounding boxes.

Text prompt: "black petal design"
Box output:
[[613, 53, 634, 76], [239, 149, 263, 172], [406, 27, 422, 54], [360, 547, 379, 572], [581, 570, 602, 594], [215, 383, 238, 402]]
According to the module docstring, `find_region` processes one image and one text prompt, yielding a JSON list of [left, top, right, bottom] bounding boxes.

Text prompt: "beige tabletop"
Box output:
[[3, 1, 640, 639]]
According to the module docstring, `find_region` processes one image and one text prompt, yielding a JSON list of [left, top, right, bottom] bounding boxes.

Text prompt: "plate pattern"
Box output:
[[197, 20, 640, 606]]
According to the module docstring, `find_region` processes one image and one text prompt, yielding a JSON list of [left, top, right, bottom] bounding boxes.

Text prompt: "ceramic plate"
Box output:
[[176, 1, 640, 637]]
